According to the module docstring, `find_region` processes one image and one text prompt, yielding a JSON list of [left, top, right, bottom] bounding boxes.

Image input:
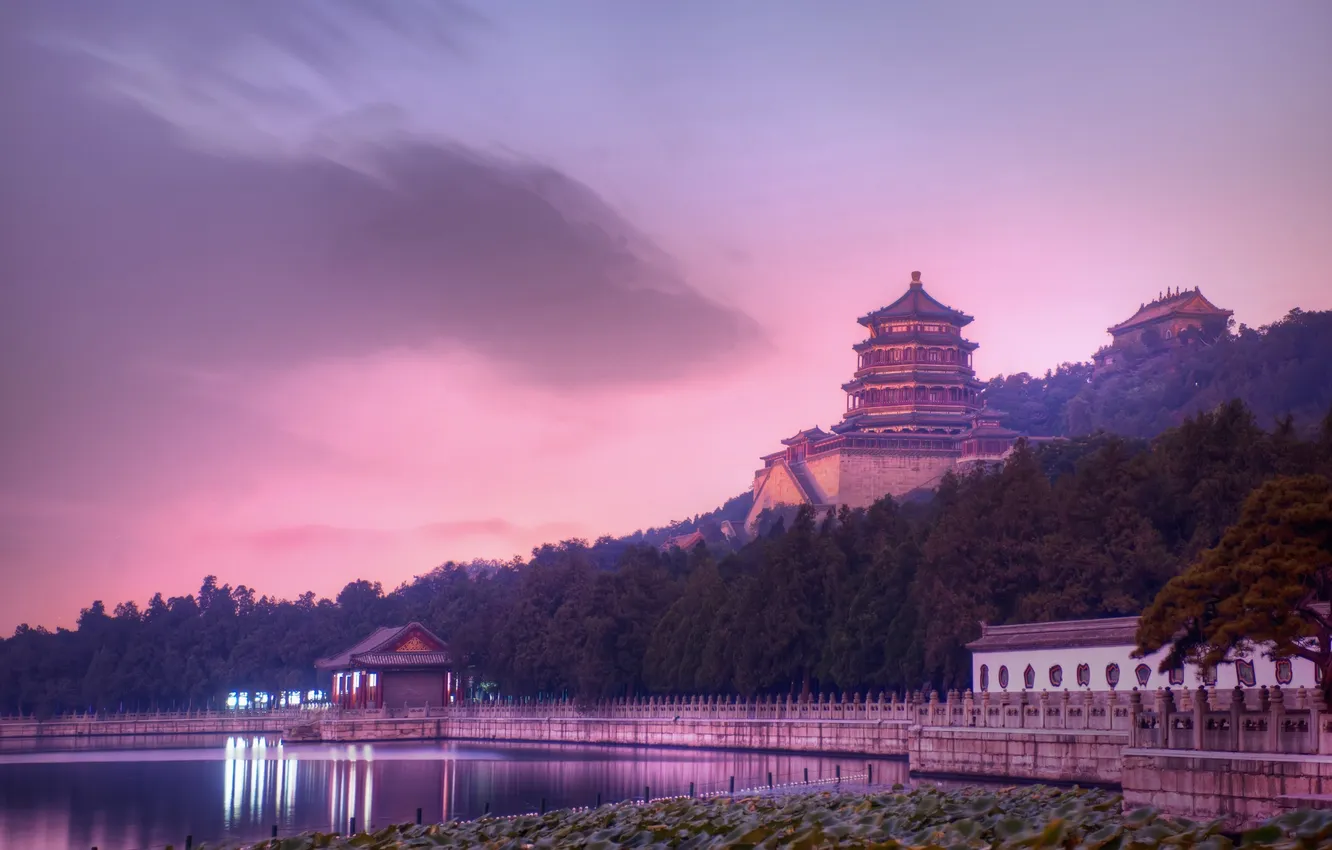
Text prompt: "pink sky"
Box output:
[[2, 1, 1330, 632]]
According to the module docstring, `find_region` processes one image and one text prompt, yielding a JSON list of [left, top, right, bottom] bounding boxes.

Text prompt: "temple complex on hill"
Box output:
[[745, 272, 1018, 530], [1092, 286, 1233, 370]]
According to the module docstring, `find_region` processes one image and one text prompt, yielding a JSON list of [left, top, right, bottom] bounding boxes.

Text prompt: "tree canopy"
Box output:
[[1135, 474, 1332, 695], [4, 400, 1331, 716]]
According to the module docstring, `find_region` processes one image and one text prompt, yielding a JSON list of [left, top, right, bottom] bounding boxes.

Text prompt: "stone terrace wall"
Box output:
[[1122, 750, 1332, 830], [910, 726, 1127, 785], [0, 711, 297, 739], [315, 715, 912, 756]]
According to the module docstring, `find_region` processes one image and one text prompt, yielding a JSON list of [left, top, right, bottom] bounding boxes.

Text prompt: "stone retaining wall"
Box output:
[[315, 716, 913, 756], [909, 725, 1128, 785], [0, 715, 290, 739], [1122, 749, 1332, 829]]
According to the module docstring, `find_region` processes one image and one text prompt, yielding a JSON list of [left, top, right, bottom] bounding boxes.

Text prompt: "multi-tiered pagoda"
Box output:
[[745, 272, 1017, 531]]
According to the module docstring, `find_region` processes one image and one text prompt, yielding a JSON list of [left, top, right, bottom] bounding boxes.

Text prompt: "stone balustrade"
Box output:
[[1130, 684, 1328, 755], [334, 688, 1143, 732]]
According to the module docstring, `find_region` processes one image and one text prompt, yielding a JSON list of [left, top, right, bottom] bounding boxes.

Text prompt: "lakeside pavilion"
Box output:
[[315, 622, 461, 710]]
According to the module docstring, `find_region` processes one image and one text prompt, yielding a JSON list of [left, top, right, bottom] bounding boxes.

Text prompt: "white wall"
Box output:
[[972, 644, 1318, 693]]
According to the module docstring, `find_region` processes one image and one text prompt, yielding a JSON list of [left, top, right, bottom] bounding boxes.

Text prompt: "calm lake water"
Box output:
[[0, 735, 910, 850]]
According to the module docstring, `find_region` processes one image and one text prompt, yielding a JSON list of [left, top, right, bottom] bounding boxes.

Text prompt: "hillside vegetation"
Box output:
[[4, 400, 1329, 714], [984, 309, 1332, 439]]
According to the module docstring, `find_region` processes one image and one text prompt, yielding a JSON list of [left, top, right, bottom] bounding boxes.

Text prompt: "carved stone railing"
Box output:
[[334, 689, 1137, 731], [1129, 684, 1326, 755], [319, 685, 1332, 755], [0, 707, 312, 724], [361, 692, 923, 723]]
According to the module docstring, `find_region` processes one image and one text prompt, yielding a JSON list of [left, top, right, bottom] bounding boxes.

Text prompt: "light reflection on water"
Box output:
[[0, 734, 909, 850]]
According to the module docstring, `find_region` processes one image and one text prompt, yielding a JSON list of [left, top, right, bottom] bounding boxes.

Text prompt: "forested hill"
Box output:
[[4, 400, 1330, 715], [983, 308, 1332, 439]]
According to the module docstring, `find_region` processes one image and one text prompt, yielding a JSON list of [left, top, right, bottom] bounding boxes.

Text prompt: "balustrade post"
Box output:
[[1038, 691, 1049, 729], [1311, 689, 1327, 754], [1058, 689, 1070, 730], [1229, 686, 1244, 752], [1158, 688, 1175, 749], [1269, 685, 1284, 752], [964, 689, 975, 727], [1193, 686, 1208, 751], [1128, 689, 1143, 747], [980, 690, 991, 728]]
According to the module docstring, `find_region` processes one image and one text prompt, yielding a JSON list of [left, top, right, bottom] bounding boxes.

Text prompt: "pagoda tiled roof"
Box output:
[[857, 273, 974, 328], [1108, 287, 1232, 335], [854, 333, 979, 351], [315, 622, 450, 670], [834, 411, 976, 433], [843, 372, 980, 391]]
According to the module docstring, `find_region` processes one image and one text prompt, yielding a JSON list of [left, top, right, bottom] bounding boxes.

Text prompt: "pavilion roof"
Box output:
[[857, 273, 974, 328], [1108, 287, 1232, 335], [966, 616, 1140, 652], [781, 427, 832, 446], [350, 651, 453, 668], [315, 622, 451, 671], [661, 530, 706, 551]]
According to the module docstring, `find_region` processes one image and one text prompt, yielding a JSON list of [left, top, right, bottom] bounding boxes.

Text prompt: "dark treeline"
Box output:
[[985, 308, 1332, 439], [3, 401, 1331, 716]]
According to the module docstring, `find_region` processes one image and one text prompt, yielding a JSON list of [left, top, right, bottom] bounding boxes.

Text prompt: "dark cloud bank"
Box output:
[[0, 1, 762, 503]]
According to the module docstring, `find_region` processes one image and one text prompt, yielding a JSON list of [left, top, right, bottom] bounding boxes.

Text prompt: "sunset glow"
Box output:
[[2, 1, 1329, 632]]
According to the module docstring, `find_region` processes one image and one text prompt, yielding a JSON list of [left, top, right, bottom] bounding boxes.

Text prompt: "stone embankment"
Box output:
[[0, 710, 297, 739], [314, 715, 912, 756], [8, 686, 1327, 829]]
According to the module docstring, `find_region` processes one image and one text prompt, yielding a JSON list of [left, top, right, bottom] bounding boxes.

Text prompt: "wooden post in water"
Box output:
[[689, 781, 695, 797], [868, 764, 873, 785], [644, 785, 650, 803], [417, 807, 423, 825], [186, 838, 193, 850], [767, 771, 772, 789], [271, 824, 277, 838], [836, 765, 841, 784], [349, 816, 356, 835], [804, 767, 809, 783], [729, 776, 735, 794]]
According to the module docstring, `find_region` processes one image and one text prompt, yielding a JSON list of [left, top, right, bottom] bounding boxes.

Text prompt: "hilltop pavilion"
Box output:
[[1092, 287, 1233, 370]]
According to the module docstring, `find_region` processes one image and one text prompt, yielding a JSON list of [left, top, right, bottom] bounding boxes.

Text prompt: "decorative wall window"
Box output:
[[1201, 665, 1218, 686], [1134, 663, 1151, 687], [1076, 664, 1091, 688], [1236, 659, 1256, 687], [1275, 659, 1293, 685], [979, 664, 989, 692], [1168, 667, 1184, 686], [1023, 664, 1035, 690], [998, 665, 1010, 689], [1106, 663, 1121, 689], [1049, 665, 1063, 688]]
